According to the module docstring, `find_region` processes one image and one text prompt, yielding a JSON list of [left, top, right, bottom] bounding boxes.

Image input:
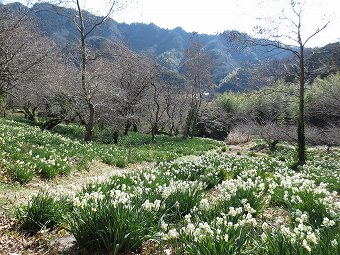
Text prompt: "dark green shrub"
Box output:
[[16, 192, 70, 233]]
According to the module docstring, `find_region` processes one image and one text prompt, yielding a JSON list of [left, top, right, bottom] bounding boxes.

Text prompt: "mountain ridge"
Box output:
[[3, 2, 339, 91], [5, 2, 289, 83]]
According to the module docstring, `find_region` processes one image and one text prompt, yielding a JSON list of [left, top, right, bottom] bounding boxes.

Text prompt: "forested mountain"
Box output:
[[3, 2, 339, 92], [4, 2, 292, 87], [218, 42, 340, 92]]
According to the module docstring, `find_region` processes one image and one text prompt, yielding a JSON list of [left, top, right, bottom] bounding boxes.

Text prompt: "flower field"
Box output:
[[16, 148, 340, 254], [0, 118, 221, 183]]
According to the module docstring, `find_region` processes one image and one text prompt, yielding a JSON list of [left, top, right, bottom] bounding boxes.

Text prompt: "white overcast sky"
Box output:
[[4, 0, 340, 47]]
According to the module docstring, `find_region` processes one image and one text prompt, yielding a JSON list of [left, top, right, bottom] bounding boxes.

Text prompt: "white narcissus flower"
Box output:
[[184, 214, 192, 223], [161, 221, 168, 231], [262, 222, 269, 231], [199, 198, 210, 210], [168, 228, 179, 239], [306, 232, 318, 245], [184, 223, 195, 235], [322, 217, 335, 227], [302, 239, 311, 253], [331, 239, 338, 247], [164, 249, 172, 255]]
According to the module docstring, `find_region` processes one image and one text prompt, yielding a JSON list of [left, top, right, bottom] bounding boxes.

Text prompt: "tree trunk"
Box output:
[[151, 124, 158, 142], [84, 125, 93, 142], [124, 121, 131, 136], [132, 123, 138, 132], [0, 95, 5, 118], [84, 103, 95, 142], [190, 107, 199, 139], [169, 121, 175, 136], [113, 131, 119, 145], [183, 108, 194, 139], [297, 45, 306, 165], [77, 0, 95, 143]]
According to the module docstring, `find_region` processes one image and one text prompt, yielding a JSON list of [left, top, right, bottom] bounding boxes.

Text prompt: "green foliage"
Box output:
[[306, 72, 340, 128], [293, 191, 329, 228], [216, 80, 298, 125], [0, 118, 221, 182], [16, 192, 71, 233], [8, 163, 34, 184], [216, 91, 246, 114], [161, 182, 206, 222], [247, 151, 257, 157], [68, 198, 152, 255], [50, 123, 85, 140], [261, 228, 340, 255], [172, 224, 254, 255], [261, 230, 313, 255]]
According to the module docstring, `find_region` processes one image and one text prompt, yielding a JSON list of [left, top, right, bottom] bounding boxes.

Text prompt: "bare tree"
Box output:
[[80, 42, 155, 142], [42, 0, 124, 141], [145, 80, 167, 142], [11, 52, 67, 122], [0, 5, 52, 105], [107, 44, 154, 136], [227, 0, 329, 166], [164, 86, 187, 136], [182, 34, 213, 138]]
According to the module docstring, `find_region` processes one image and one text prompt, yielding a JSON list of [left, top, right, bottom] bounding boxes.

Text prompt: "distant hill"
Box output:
[[3, 2, 339, 92], [217, 42, 340, 92], [305, 42, 340, 80], [3, 2, 290, 84]]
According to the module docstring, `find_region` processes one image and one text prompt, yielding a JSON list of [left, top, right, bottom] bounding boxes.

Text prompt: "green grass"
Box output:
[[16, 191, 71, 233], [0, 117, 222, 182]]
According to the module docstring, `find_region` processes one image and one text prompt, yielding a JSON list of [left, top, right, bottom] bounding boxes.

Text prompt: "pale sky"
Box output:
[[4, 0, 340, 47]]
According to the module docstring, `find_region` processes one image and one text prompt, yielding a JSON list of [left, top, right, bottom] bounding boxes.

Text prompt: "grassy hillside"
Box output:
[[0, 118, 222, 183], [1, 117, 339, 255], [15, 145, 340, 254]]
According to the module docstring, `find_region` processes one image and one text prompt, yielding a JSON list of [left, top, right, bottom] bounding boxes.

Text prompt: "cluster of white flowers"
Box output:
[[157, 180, 205, 199], [164, 204, 258, 243], [109, 189, 133, 208], [156, 152, 233, 186], [0, 121, 77, 177], [0, 119, 145, 180], [141, 199, 162, 212], [322, 217, 336, 228], [275, 217, 319, 252], [199, 198, 210, 210], [44, 184, 78, 200], [73, 189, 105, 209], [16, 138, 338, 254], [303, 148, 340, 187]]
